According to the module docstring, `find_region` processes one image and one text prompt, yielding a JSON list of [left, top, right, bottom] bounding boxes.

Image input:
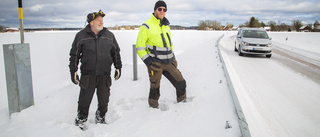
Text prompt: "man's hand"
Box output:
[[71, 72, 79, 85], [114, 69, 121, 80]]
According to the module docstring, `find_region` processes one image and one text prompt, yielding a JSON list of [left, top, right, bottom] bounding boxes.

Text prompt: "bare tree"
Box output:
[[198, 20, 221, 30], [0, 25, 6, 32], [211, 20, 221, 30], [293, 19, 303, 32], [261, 22, 266, 28], [268, 21, 277, 31], [279, 23, 289, 31], [313, 20, 319, 32], [198, 20, 207, 30], [227, 22, 233, 29]]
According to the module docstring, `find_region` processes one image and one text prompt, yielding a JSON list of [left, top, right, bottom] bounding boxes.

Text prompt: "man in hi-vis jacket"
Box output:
[[136, 1, 186, 108]]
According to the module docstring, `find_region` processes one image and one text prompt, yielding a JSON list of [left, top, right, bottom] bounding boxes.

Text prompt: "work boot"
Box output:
[[177, 93, 186, 103], [148, 98, 159, 108], [95, 110, 107, 124], [95, 116, 106, 124], [75, 117, 87, 130]]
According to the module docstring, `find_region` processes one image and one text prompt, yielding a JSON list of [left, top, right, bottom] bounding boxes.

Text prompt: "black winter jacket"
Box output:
[[69, 25, 122, 75]]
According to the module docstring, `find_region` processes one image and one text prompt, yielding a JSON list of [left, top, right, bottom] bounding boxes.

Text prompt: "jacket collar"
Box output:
[[152, 13, 170, 26], [84, 25, 106, 37]]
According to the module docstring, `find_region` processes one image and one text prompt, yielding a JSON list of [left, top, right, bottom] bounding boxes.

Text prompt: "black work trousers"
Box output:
[[77, 74, 111, 120]]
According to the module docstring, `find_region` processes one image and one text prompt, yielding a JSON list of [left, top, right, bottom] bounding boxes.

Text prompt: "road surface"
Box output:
[[219, 34, 320, 137]]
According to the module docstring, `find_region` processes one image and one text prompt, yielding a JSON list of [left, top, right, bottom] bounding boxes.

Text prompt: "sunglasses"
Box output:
[[157, 8, 167, 12], [92, 10, 105, 20]]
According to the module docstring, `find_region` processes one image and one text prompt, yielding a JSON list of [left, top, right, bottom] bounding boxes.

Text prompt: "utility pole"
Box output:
[[18, 0, 24, 44]]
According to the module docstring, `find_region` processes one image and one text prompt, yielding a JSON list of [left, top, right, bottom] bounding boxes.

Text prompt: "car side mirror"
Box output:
[[269, 38, 272, 40]]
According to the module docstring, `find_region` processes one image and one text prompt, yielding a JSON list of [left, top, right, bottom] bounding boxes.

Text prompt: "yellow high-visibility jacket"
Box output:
[[136, 14, 174, 66]]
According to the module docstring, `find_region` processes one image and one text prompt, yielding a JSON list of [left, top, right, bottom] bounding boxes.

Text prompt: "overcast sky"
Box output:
[[0, 0, 319, 28]]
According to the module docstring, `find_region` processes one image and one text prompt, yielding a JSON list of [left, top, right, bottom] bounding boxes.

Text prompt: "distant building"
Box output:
[[223, 26, 229, 31], [313, 25, 320, 30], [300, 25, 312, 32], [263, 27, 271, 31], [6, 28, 19, 32], [232, 26, 238, 30], [313, 21, 320, 32]]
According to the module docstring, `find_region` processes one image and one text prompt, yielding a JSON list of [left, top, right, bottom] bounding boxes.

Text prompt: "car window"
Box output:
[[243, 31, 250, 37], [242, 30, 269, 39]]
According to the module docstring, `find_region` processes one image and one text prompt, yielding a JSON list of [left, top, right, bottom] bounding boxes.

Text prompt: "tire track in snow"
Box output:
[[272, 46, 320, 84]]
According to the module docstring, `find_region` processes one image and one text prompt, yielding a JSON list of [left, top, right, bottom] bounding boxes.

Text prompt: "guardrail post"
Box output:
[[133, 44, 138, 81]]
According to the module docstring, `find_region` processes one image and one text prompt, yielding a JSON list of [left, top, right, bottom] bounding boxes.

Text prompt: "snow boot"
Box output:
[[95, 110, 107, 124], [75, 117, 87, 130], [177, 93, 186, 103]]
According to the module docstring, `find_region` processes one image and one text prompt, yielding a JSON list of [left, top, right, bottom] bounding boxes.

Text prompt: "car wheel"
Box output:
[[234, 42, 238, 52], [238, 46, 243, 56], [266, 54, 272, 58]]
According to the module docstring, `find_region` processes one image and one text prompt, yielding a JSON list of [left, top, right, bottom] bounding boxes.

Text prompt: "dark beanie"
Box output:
[[154, 1, 167, 11], [87, 10, 105, 23]]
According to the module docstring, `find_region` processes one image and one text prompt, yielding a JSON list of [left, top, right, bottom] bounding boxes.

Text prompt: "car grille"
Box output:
[[249, 43, 267, 47], [243, 49, 272, 53]]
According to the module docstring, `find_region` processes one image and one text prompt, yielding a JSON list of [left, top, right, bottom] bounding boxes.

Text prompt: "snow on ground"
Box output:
[[1, 30, 320, 137], [0, 30, 240, 137], [219, 32, 320, 137]]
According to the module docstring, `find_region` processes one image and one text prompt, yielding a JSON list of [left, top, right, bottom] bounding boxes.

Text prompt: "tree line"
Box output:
[[198, 17, 320, 32], [1, 17, 319, 32], [198, 20, 234, 30]]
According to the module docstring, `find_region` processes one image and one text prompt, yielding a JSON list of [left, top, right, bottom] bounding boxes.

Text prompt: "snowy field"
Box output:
[[269, 32, 320, 61], [0, 30, 320, 137], [0, 30, 240, 137]]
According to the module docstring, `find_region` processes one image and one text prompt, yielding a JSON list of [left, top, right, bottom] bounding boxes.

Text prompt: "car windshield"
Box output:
[[242, 30, 269, 39]]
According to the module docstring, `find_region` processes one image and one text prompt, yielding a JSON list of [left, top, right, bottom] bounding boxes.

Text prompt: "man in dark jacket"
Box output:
[[69, 10, 122, 130]]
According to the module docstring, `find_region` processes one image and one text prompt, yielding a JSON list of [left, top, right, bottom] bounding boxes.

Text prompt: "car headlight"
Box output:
[[267, 43, 272, 47], [241, 41, 248, 46]]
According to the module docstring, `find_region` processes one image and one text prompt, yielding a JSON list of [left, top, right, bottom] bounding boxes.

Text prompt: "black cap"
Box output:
[[154, 1, 167, 11], [87, 10, 105, 23]]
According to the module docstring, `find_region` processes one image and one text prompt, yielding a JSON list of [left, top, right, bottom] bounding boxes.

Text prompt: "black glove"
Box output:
[[71, 72, 79, 85], [114, 69, 121, 80]]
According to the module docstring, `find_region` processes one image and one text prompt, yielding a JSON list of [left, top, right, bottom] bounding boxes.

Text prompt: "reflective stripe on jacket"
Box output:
[[136, 14, 174, 66]]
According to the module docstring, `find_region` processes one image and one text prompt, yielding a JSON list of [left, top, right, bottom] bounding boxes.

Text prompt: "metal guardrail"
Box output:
[[216, 34, 251, 137]]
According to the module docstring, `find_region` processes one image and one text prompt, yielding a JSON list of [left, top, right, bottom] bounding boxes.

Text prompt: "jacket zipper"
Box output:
[[95, 35, 98, 74], [160, 24, 170, 60]]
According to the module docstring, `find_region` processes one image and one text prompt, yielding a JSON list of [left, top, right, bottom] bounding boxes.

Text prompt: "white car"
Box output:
[[235, 28, 272, 58]]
